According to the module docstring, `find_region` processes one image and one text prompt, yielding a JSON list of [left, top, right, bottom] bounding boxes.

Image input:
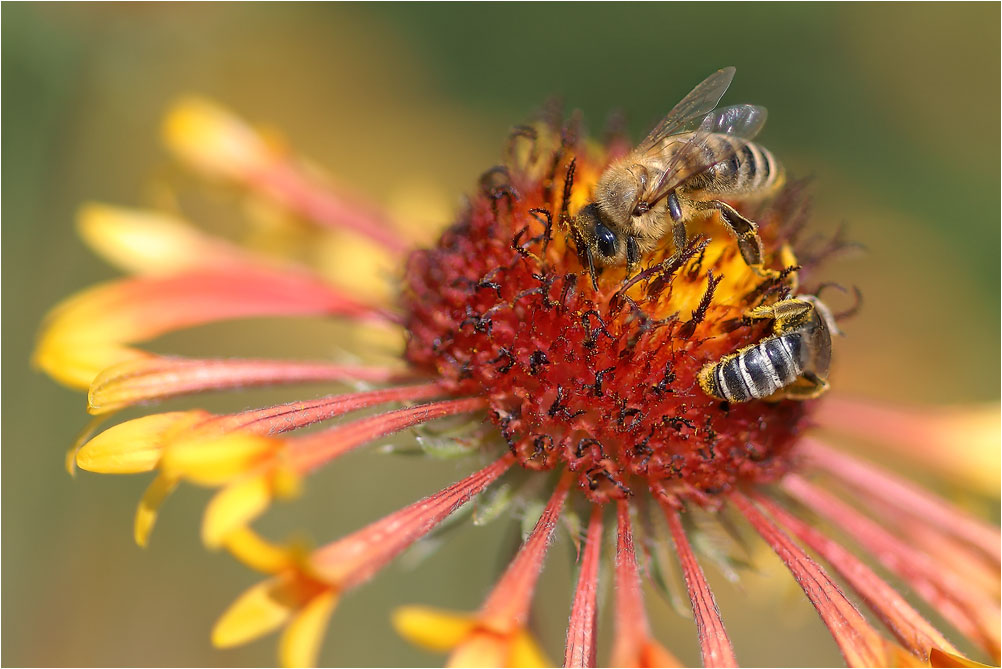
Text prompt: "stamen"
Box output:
[[289, 397, 487, 473], [802, 439, 1000, 564], [752, 489, 957, 660], [781, 474, 1001, 660], [564, 504, 603, 668], [311, 454, 514, 588], [88, 355, 409, 413], [660, 502, 737, 667], [730, 491, 887, 667]]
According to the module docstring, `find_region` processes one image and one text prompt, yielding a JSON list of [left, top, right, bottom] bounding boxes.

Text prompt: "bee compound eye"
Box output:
[[594, 222, 618, 258]]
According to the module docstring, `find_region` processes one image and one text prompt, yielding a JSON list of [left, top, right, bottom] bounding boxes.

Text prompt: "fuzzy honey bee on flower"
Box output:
[[33, 77, 1000, 669], [574, 67, 784, 286]]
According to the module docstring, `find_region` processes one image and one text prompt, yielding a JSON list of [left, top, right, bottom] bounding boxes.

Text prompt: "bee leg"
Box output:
[[703, 200, 777, 277], [625, 236, 640, 277], [779, 371, 829, 400], [746, 298, 814, 332]]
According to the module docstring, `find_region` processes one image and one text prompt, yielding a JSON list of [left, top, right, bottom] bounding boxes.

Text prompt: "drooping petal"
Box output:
[[730, 490, 888, 667], [661, 503, 737, 668], [564, 504, 603, 669], [88, 355, 408, 413], [278, 589, 339, 668], [134, 472, 180, 547], [222, 527, 299, 574], [161, 432, 277, 487], [803, 438, 1001, 564], [816, 396, 1000, 496], [76, 411, 208, 473], [203, 473, 283, 548], [509, 629, 551, 668], [781, 474, 1001, 661], [77, 203, 262, 276], [753, 488, 957, 661]]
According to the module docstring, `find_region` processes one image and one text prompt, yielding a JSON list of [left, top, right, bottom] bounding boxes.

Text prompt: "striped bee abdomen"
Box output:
[[697, 134, 782, 196], [700, 334, 804, 403]]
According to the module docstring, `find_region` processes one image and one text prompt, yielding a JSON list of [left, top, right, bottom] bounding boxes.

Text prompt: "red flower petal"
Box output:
[[661, 503, 736, 668], [564, 505, 603, 669], [311, 454, 514, 587], [753, 488, 957, 660], [88, 355, 410, 413], [730, 491, 888, 667]]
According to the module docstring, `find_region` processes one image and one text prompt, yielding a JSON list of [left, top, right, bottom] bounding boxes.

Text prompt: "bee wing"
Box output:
[[642, 104, 769, 206], [635, 67, 736, 154]]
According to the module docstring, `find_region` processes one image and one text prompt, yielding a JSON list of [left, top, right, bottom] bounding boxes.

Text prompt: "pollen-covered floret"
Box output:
[[403, 119, 810, 502]]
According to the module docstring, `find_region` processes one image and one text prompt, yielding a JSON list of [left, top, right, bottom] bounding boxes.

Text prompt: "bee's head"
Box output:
[[595, 163, 646, 226], [576, 204, 622, 267]]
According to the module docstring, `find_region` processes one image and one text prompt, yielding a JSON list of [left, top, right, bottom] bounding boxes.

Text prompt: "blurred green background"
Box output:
[[3, 3, 998, 667]]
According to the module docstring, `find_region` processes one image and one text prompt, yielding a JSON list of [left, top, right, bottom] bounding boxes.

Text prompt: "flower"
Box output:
[[35, 95, 999, 667]]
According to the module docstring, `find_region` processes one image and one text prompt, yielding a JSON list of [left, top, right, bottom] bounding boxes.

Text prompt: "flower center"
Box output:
[[402, 126, 809, 502]]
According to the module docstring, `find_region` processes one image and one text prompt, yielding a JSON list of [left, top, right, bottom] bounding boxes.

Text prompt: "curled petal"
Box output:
[[478, 471, 573, 633], [730, 491, 888, 668], [611, 501, 681, 668], [163, 97, 274, 182], [88, 355, 407, 414], [135, 472, 180, 547]]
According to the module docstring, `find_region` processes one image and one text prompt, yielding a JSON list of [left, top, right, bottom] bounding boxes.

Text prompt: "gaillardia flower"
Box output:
[[35, 95, 999, 668]]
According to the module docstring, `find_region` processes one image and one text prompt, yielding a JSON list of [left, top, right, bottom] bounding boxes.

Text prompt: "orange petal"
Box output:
[[134, 472, 180, 547], [160, 431, 277, 486], [77, 203, 259, 276], [163, 97, 273, 181], [202, 473, 285, 548], [278, 589, 339, 668], [816, 397, 1000, 496], [448, 631, 509, 668], [212, 571, 328, 649], [392, 606, 477, 653], [76, 411, 207, 473], [930, 647, 993, 668]]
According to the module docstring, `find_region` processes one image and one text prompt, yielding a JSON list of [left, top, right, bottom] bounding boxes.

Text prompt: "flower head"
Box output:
[[35, 92, 999, 667]]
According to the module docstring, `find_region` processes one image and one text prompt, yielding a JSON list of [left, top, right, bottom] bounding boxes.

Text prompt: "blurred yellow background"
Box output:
[[3, 4, 998, 667]]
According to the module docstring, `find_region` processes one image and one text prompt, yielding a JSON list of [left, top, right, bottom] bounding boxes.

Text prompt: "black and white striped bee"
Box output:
[[698, 296, 840, 403]]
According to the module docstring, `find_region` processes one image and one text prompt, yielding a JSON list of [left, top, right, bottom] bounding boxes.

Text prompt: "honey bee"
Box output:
[[575, 67, 784, 287], [698, 295, 840, 403]]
